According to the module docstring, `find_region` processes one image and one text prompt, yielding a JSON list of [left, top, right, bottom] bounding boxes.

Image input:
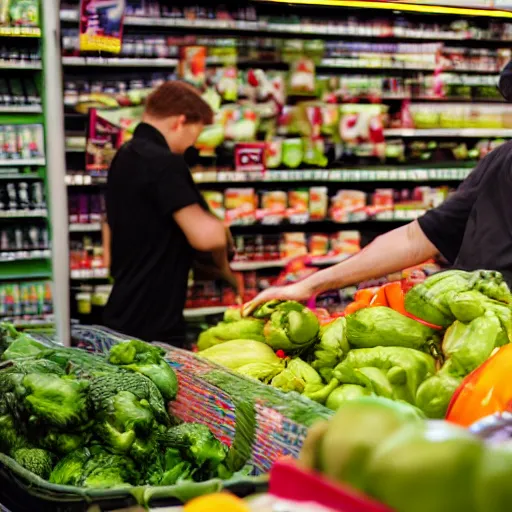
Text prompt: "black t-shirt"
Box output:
[[103, 122, 204, 343], [418, 141, 512, 284]]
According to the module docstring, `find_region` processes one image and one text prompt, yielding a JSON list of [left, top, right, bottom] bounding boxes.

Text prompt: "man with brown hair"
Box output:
[[103, 81, 229, 344]]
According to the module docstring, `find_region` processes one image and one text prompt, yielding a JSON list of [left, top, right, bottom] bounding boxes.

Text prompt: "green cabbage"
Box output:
[[197, 318, 265, 351], [326, 384, 373, 411]]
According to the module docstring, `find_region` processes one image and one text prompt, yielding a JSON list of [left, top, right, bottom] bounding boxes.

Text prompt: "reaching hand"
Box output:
[[243, 281, 314, 316]]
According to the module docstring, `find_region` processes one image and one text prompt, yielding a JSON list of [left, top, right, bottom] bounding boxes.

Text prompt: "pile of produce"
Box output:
[[0, 324, 232, 489], [197, 269, 512, 418], [300, 396, 512, 512]]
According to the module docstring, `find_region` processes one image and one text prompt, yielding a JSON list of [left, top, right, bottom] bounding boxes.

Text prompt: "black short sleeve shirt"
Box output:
[[418, 141, 512, 284], [103, 122, 204, 342]]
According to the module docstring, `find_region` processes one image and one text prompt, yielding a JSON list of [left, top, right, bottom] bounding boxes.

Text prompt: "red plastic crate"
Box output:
[[269, 459, 392, 512]]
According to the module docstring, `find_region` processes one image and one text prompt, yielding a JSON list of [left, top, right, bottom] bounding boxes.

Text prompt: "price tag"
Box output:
[[234, 143, 266, 172]]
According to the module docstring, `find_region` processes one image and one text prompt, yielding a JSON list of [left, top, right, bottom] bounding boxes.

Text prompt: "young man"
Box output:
[[103, 81, 230, 344]]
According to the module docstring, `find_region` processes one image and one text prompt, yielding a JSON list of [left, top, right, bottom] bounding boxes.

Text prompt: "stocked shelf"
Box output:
[[193, 167, 472, 184], [58, 9, 512, 44], [0, 172, 41, 180], [384, 128, 512, 137], [231, 254, 350, 271], [0, 105, 42, 114], [61, 56, 179, 67]]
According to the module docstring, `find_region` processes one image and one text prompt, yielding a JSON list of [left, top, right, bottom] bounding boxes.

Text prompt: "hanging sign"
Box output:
[[79, 0, 126, 54]]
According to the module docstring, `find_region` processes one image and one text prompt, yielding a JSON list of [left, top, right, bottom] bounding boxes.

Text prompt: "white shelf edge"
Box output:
[[231, 255, 351, 271], [0, 209, 47, 218], [69, 223, 102, 232], [0, 61, 42, 70], [183, 306, 229, 318], [0, 158, 45, 167], [0, 105, 42, 113], [0, 250, 51, 263]]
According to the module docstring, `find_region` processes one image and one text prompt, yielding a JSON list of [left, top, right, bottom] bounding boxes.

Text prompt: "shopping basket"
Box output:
[[0, 325, 332, 511]]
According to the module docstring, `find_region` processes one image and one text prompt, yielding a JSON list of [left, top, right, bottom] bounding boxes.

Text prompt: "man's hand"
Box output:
[[243, 280, 313, 315]]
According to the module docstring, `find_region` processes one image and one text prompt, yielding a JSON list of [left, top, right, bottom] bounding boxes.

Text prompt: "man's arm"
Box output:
[[249, 220, 438, 305], [173, 204, 227, 252]]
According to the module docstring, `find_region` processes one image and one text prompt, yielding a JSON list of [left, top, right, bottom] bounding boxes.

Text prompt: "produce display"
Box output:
[[0, 325, 234, 489], [197, 269, 512, 418], [299, 396, 512, 512]]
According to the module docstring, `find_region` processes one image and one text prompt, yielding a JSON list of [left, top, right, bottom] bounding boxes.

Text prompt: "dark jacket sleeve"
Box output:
[[417, 146, 505, 263]]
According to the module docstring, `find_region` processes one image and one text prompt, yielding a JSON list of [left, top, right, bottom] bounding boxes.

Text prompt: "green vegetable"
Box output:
[[0, 414, 29, 454], [199, 339, 283, 381], [12, 448, 53, 479], [313, 397, 424, 491], [49, 448, 90, 486], [1, 336, 45, 361], [311, 318, 350, 382], [415, 363, 463, 419], [21, 373, 89, 429], [158, 423, 227, 470], [366, 421, 483, 512], [405, 271, 472, 327], [263, 302, 320, 352], [197, 318, 265, 350], [81, 448, 139, 489], [469, 270, 512, 304], [271, 358, 323, 394], [40, 431, 85, 455], [346, 307, 434, 350], [325, 384, 373, 411], [442, 312, 500, 376], [88, 370, 168, 424], [447, 290, 486, 322], [333, 347, 436, 406], [303, 378, 340, 404], [108, 340, 178, 401]]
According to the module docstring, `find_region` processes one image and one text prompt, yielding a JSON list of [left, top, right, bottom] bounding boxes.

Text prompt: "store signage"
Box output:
[[79, 0, 126, 54], [234, 143, 267, 172]]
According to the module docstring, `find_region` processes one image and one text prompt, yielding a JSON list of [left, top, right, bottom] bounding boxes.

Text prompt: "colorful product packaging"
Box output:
[[309, 186, 328, 221], [225, 188, 256, 225]]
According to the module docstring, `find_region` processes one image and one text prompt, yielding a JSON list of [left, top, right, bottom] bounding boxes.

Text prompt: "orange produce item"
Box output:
[[369, 286, 388, 307], [354, 287, 379, 304], [383, 282, 406, 314], [185, 493, 249, 512], [446, 344, 512, 427], [344, 301, 368, 315]]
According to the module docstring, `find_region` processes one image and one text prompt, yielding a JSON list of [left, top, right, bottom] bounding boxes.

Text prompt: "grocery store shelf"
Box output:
[[7, 315, 55, 328], [384, 128, 512, 137], [58, 9, 512, 43], [0, 26, 41, 37], [0, 250, 51, 263], [62, 56, 179, 68], [0, 209, 47, 219], [231, 254, 351, 271], [69, 223, 102, 233], [0, 61, 42, 70], [0, 105, 42, 113], [0, 158, 45, 167], [183, 306, 229, 318], [193, 167, 472, 184], [70, 268, 109, 280]]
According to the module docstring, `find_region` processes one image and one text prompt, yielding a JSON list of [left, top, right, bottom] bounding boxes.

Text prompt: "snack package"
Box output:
[[222, 105, 259, 141], [260, 190, 287, 224], [289, 57, 316, 96], [309, 187, 328, 221], [330, 190, 367, 223], [309, 234, 329, 256], [331, 231, 362, 255], [266, 139, 283, 169], [225, 188, 256, 225], [303, 137, 328, 167], [179, 46, 206, 87], [10, 0, 40, 27], [282, 138, 303, 168], [214, 66, 238, 102], [281, 232, 308, 259], [288, 189, 310, 223], [202, 191, 225, 220]]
